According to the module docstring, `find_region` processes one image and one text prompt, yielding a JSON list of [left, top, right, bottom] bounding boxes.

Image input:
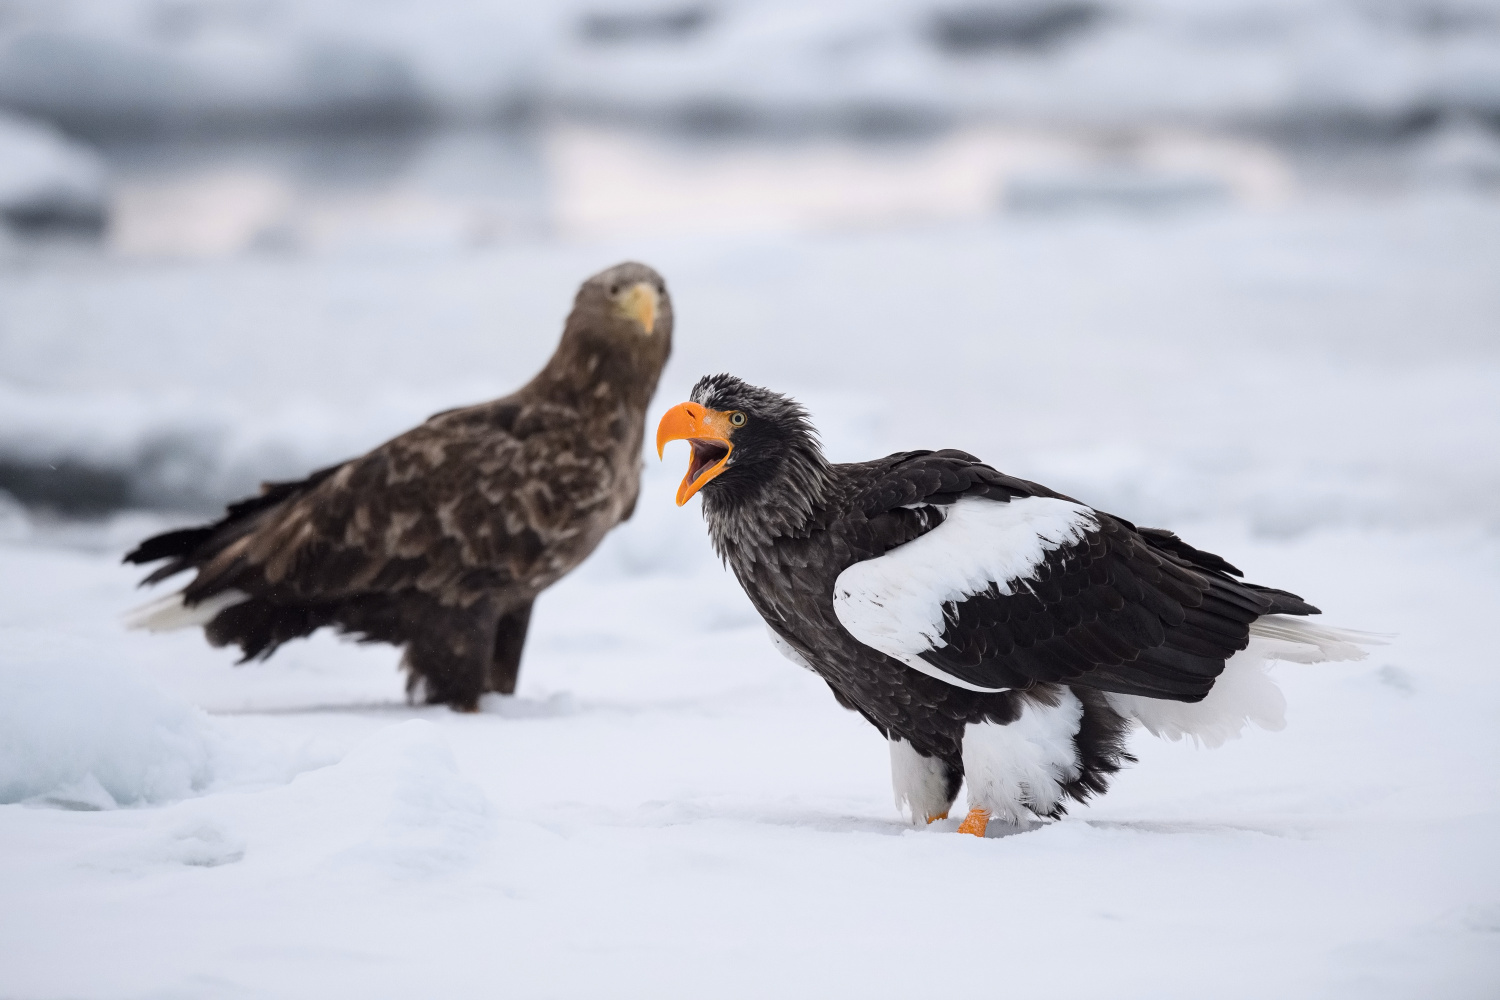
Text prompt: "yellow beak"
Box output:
[[656, 401, 735, 506], [619, 282, 659, 334]]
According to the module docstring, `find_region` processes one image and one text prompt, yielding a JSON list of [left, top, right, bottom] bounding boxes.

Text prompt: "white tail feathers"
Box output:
[[1108, 648, 1288, 749], [1107, 614, 1386, 749], [123, 589, 248, 633], [1245, 614, 1386, 663]]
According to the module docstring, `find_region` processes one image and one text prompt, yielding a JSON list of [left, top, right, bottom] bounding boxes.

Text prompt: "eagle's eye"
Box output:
[[729, 411, 747, 427]]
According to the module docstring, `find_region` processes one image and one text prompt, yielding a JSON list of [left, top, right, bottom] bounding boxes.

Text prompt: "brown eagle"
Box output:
[[124, 261, 673, 710]]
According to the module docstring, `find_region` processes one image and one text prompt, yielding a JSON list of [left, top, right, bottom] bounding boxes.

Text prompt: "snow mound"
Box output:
[[0, 630, 221, 807], [0, 110, 105, 234], [242, 721, 496, 878], [65, 722, 493, 878], [0, 627, 330, 808]]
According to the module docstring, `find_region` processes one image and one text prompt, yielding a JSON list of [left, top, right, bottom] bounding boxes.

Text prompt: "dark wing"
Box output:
[[836, 451, 1317, 702], [125, 397, 625, 658], [126, 463, 346, 586]]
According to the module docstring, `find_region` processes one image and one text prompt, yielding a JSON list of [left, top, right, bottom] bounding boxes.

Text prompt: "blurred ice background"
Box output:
[[2, 4, 1499, 997], [1, 0, 1498, 524]]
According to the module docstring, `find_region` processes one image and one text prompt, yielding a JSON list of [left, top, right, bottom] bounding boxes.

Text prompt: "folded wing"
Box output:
[[834, 453, 1317, 702]]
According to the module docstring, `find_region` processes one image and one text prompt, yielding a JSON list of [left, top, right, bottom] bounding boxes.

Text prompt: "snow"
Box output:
[[0, 636, 221, 807], [7, 191, 1500, 525], [1, 186, 1499, 994], [1415, 115, 1500, 188], [0, 108, 106, 233], [3, 0, 1500, 133], [1, 521, 1497, 995]]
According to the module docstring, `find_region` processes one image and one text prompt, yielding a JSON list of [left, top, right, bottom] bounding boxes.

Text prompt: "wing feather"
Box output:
[[127, 394, 632, 668], [835, 452, 1320, 702], [176, 400, 620, 609]]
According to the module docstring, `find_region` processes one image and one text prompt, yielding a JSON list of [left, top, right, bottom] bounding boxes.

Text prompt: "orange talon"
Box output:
[[957, 808, 990, 837], [925, 811, 949, 824]]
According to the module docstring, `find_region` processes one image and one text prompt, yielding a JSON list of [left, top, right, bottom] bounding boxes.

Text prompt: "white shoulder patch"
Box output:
[[764, 625, 816, 673], [831, 495, 1097, 692]]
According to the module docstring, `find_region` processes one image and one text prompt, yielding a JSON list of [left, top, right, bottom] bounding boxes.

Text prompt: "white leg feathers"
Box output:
[[889, 738, 955, 824], [904, 616, 1380, 830], [961, 691, 1083, 826], [123, 589, 248, 633], [1107, 614, 1384, 748]]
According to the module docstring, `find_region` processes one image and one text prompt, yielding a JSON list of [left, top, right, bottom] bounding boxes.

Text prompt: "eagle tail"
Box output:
[[1106, 615, 1386, 748], [123, 463, 345, 582], [123, 526, 216, 567], [123, 588, 249, 632], [122, 470, 345, 634], [1245, 614, 1387, 663]]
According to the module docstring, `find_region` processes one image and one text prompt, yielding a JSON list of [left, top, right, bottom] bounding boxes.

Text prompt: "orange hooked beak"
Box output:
[[656, 402, 736, 506]]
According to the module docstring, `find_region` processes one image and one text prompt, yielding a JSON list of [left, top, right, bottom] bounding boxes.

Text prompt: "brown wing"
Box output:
[[127, 394, 632, 660], [188, 401, 616, 605]]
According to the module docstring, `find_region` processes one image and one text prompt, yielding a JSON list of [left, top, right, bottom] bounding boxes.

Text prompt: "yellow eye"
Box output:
[[729, 411, 746, 427]]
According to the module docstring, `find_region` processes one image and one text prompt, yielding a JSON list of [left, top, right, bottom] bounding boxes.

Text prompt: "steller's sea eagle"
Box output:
[[125, 261, 672, 710], [656, 374, 1378, 836]]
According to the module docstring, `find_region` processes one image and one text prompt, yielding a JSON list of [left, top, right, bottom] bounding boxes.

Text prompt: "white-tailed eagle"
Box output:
[[126, 262, 672, 710]]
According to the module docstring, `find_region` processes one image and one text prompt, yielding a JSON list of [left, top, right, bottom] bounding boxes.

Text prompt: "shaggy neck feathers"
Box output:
[[702, 440, 834, 557], [688, 374, 835, 559]]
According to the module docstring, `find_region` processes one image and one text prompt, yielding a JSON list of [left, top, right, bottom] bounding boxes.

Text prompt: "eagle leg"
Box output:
[[889, 737, 964, 824], [957, 808, 990, 837], [486, 599, 535, 696], [402, 601, 500, 712]]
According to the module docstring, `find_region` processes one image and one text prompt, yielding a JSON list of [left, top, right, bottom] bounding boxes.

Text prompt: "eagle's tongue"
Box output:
[[688, 439, 729, 484]]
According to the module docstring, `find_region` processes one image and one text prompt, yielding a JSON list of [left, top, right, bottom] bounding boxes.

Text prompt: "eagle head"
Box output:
[[656, 374, 824, 507], [574, 261, 672, 342]]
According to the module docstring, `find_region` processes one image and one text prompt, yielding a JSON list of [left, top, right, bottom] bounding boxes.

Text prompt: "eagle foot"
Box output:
[[956, 808, 990, 837]]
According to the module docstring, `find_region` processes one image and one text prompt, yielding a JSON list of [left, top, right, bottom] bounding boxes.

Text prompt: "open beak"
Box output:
[[619, 282, 659, 335], [656, 402, 734, 506]]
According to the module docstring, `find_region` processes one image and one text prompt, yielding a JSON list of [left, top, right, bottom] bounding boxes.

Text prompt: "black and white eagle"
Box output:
[[657, 374, 1374, 836], [124, 262, 673, 710]]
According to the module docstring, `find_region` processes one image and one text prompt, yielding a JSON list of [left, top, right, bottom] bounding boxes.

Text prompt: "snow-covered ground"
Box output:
[[2, 187, 1498, 996]]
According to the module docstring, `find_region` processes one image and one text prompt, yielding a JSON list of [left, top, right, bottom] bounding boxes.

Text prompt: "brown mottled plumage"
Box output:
[[125, 262, 673, 709]]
